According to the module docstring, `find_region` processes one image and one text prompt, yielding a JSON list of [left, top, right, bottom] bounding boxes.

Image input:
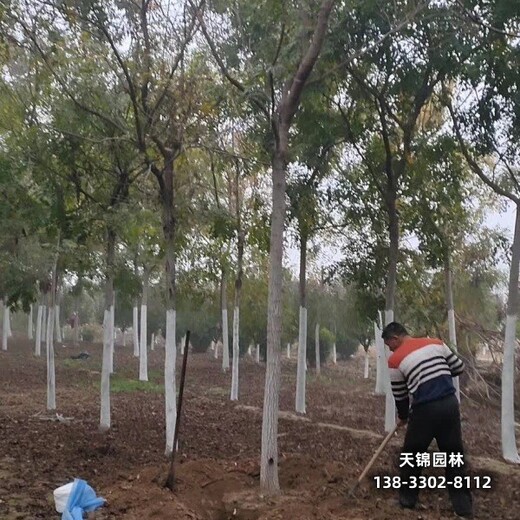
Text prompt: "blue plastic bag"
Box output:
[[62, 478, 105, 520]]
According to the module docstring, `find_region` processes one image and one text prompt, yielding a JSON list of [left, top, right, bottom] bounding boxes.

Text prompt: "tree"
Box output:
[[196, 0, 337, 491]]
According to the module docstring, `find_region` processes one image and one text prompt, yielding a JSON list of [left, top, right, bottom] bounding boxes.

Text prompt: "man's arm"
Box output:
[[443, 344, 464, 377], [389, 367, 410, 420]]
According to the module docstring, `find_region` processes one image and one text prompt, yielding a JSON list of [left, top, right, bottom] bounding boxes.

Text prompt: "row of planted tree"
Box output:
[[1, 0, 519, 491]]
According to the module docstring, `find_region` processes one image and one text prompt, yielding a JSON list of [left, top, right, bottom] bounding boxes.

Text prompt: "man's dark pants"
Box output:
[[399, 394, 473, 514]]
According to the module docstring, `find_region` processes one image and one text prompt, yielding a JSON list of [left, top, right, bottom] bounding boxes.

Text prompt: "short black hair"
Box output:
[[381, 322, 408, 340]]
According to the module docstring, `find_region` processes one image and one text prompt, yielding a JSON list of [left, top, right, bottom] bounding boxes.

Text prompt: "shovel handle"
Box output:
[[349, 423, 399, 495]]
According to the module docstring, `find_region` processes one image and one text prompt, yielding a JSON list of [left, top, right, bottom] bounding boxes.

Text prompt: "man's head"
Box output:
[[381, 322, 409, 351]]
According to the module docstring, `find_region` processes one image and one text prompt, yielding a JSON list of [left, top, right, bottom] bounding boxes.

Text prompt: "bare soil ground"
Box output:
[[0, 334, 519, 519]]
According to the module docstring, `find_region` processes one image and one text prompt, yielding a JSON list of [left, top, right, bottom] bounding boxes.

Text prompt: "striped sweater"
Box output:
[[388, 337, 464, 420]]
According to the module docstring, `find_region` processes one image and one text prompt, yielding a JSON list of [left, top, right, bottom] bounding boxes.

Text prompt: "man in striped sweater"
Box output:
[[382, 322, 473, 518]]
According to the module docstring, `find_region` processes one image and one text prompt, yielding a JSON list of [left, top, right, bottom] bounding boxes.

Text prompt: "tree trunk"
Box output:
[[231, 207, 245, 399], [73, 299, 79, 345], [296, 234, 308, 414], [260, 149, 286, 493], [100, 227, 116, 431], [2, 298, 8, 350], [6, 304, 12, 338], [364, 349, 369, 378], [161, 157, 178, 457], [133, 304, 139, 357], [384, 344, 396, 432], [315, 322, 321, 375], [100, 307, 111, 428], [383, 310, 396, 432], [28, 304, 33, 340], [221, 270, 230, 372], [55, 303, 62, 343], [501, 205, 520, 463], [41, 304, 47, 344], [47, 242, 59, 411], [230, 306, 240, 400], [385, 188, 399, 323], [35, 302, 43, 356], [139, 269, 149, 382], [374, 321, 385, 395], [109, 300, 115, 372], [46, 298, 56, 410], [165, 309, 176, 456], [444, 255, 460, 401]]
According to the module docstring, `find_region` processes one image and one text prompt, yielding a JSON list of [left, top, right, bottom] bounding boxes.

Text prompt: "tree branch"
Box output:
[[188, 0, 269, 119], [446, 97, 520, 204], [280, 0, 336, 124], [9, 13, 127, 135]]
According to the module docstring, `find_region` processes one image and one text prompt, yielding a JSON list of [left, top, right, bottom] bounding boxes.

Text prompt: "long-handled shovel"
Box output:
[[348, 423, 399, 497]]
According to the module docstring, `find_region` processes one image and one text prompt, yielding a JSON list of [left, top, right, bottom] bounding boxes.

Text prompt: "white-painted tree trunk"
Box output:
[[374, 322, 385, 395], [286, 343, 291, 359], [222, 308, 230, 371], [46, 306, 56, 410], [122, 330, 126, 347], [256, 343, 260, 364], [230, 306, 240, 401], [164, 309, 177, 456], [501, 205, 520, 462], [180, 333, 186, 355], [247, 344, 252, 356], [332, 342, 337, 364], [364, 349, 369, 378], [100, 308, 111, 431], [315, 322, 321, 375], [28, 304, 34, 340], [6, 305, 12, 337], [151, 332, 155, 351], [295, 306, 307, 414], [109, 304, 115, 374], [2, 300, 8, 350], [133, 305, 139, 357], [73, 312, 79, 345], [55, 304, 62, 342], [384, 344, 397, 432], [214, 340, 219, 359], [42, 305, 47, 343], [35, 305, 43, 356], [383, 309, 396, 432], [502, 314, 520, 462], [139, 303, 148, 381]]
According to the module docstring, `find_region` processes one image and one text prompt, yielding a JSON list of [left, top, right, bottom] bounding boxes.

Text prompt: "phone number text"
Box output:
[[373, 475, 491, 489]]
